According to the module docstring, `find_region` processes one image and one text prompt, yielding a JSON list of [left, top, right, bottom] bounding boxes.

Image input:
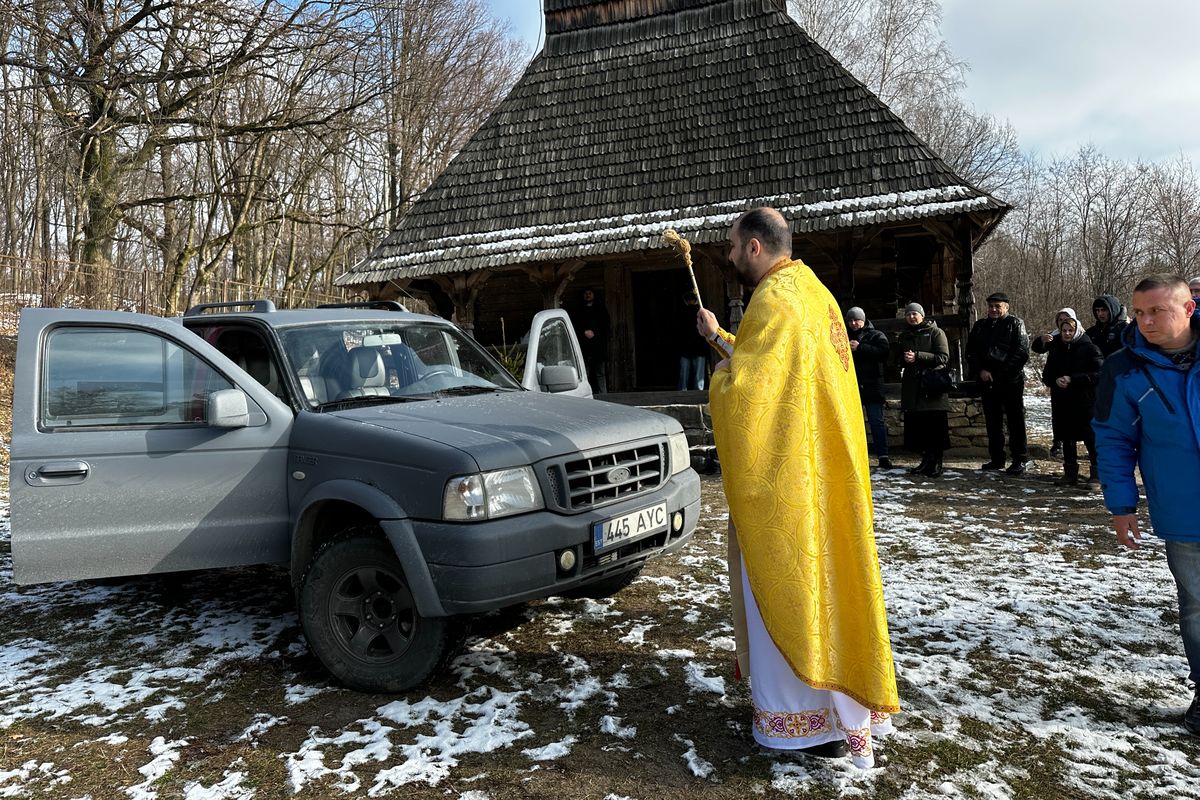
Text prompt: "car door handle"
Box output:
[[27, 461, 91, 486]]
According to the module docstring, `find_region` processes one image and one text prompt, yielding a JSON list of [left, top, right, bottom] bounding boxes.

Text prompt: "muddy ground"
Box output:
[[2, 444, 1199, 799]]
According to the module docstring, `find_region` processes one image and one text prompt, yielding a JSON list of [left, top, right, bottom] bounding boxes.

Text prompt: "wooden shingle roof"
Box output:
[[339, 0, 1006, 284]]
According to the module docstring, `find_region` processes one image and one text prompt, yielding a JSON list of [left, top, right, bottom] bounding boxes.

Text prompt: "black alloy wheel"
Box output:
[[300, 531, 452, 692]]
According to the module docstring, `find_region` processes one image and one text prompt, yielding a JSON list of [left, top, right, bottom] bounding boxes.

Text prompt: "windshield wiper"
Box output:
[[428, 385, 509, 397], [316, 395, 424, 412]]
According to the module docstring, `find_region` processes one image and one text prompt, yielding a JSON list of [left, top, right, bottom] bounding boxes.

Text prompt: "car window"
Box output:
[[42, 326, 233, 429], [278, 321, 521, 405], [535, 317, 580, 374]]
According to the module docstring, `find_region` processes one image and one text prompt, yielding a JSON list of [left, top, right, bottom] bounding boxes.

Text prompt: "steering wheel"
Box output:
[[420, 369, 453, 381]]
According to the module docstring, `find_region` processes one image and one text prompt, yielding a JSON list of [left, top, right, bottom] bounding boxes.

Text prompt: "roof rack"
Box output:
[[184, 300, 276, 317], [316, 300, 408, 312]]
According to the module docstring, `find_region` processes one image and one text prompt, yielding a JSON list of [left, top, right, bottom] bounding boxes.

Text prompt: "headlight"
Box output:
[[668, 431, 690, 475], [443, 466, 544, 520]]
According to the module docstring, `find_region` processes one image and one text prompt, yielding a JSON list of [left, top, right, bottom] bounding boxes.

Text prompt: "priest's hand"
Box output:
[[1112, 514, 1142, 550], [714, 358, 730, 372], [697, 308, 718, 338]]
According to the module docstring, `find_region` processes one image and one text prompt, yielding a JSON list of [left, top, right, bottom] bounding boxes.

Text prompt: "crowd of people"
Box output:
[[690, 207, 1200, 766], [568, 215, 1199, 758]]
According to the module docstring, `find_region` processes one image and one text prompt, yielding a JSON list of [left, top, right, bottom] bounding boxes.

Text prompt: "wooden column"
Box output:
[[432, 271, 492, 338], [954, 219, 976, 374], [604, 262, 631, 391], [724, 278, 745, 333]]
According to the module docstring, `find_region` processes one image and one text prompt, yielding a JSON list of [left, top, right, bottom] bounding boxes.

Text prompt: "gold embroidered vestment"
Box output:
[[708, 258, 900, 713]]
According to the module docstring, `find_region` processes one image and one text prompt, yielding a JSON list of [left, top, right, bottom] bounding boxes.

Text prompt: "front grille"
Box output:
[[562, 443, 664, 510]]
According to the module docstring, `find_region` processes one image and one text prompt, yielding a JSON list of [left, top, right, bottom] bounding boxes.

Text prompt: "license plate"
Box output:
[[592, 502, 668, 552]]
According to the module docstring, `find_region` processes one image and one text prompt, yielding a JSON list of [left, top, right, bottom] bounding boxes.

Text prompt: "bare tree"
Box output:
[[1144, 154, 1200, 277], [787, 0, 1018, 194], [0, 0, 520, 312], [369, 0, 524, 230]]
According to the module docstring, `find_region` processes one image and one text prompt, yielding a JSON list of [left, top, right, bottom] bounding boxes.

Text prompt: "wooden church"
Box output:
[[336, 0, 1008, 391]]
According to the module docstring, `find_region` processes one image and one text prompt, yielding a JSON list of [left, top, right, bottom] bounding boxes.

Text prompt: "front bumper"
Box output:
[[397, 469, 701, 615]]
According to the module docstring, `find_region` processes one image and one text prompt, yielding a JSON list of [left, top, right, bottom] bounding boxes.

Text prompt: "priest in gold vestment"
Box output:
[[698, 208, 899, 768]]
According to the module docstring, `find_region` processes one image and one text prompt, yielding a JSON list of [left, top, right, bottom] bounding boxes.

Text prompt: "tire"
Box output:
[[560, 565, 644, 600], [299, 530, 451, 693]]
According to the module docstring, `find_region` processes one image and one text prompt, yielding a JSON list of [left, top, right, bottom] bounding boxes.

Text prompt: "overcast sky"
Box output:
[[485, 0, 1200, 166]]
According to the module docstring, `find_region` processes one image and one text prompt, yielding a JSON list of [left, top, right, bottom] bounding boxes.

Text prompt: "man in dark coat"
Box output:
[[572, 287, 610, 394], [1084, 294, 1129, 359], [846, 307, 891, 469], [966, 292, 1030, 474]]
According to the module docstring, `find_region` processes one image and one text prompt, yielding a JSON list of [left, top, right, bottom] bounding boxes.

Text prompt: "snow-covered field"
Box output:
[[1, 454, 1197, 799]]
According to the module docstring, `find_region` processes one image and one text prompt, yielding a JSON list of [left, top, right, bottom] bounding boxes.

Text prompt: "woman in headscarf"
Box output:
[[894, 303, 951, 477], [1042, 311, 1104, 486], [1031, 307, 1077, 459]]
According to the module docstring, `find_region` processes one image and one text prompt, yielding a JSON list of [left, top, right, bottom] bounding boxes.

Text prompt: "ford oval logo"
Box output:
[[606, 466, 631, 485]]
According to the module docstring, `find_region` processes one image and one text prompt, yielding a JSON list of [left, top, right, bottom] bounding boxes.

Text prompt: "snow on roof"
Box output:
[[340, 186, 999, 283]]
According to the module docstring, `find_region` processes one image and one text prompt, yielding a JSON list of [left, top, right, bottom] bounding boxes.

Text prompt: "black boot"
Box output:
[[1185, 690, 1200, 736], [908, 456, 932, 475], [923, 453, 944, 478]]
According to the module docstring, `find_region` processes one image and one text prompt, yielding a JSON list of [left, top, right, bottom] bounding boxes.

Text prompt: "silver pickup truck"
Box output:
[[10, 301, 700, 691]]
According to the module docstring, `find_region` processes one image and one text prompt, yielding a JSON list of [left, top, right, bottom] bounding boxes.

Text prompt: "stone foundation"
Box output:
[[642, 395, 1049, 463]]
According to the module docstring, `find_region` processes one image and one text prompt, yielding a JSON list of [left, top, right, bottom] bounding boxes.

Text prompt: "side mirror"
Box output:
[[207, 389, 250, 428], [539, 364, 580, 393]]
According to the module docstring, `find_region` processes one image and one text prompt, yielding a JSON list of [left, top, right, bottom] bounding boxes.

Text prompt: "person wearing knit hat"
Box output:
[[965, 291, 1031, 474], [845, 307, 892, 470], [894, 302, 951, 477]]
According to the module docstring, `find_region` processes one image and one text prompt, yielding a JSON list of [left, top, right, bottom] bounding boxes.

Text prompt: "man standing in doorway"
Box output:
[[966, 292, 1030, 474], [1093, 274, 1200, 737], [572, 287, 610, 394], [696, 208, 899, 768], [846, 307, 892, 469]]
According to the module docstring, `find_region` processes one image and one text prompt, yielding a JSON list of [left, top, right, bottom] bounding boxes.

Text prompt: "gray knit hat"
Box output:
[[904, 302, 925, 316], [845, 307, 866, 322]]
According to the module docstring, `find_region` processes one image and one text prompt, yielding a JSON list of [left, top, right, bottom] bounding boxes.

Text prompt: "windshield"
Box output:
[[277, 320, 522, 408]]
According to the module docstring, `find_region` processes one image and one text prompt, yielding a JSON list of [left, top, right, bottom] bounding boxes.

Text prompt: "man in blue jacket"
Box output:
[[1093, 274, 1200, 736]]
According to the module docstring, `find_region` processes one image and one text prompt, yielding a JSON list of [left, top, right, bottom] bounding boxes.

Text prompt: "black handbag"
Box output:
[[919, 368, 955, 398]]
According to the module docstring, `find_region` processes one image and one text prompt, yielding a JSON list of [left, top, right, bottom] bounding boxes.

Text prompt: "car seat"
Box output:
[[335, 348, 391, 400]]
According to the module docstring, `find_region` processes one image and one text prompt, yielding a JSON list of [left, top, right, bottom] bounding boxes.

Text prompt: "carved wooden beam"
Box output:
[[920, 220, 961, 253], [432, 271, 492, 337], [809, 226, 885, 304], [521, 259, 586, 309]]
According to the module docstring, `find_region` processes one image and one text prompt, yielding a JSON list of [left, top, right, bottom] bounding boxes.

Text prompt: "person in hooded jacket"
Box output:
[[1084, 295, 1128, 359], [1031, 307, 1078, 458], [846, 307, 892, 469], [1093, 274, 1200, 737], [1040, 312, 1103, 487], [894, 303, 950, 477]]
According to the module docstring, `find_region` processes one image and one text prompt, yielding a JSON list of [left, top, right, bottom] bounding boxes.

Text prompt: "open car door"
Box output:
[[10, 309, 294, 584], [520, 308, 593, 398]]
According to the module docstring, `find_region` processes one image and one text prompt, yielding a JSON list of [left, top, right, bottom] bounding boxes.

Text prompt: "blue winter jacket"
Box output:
[[1092, 316, 1200, 541]]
